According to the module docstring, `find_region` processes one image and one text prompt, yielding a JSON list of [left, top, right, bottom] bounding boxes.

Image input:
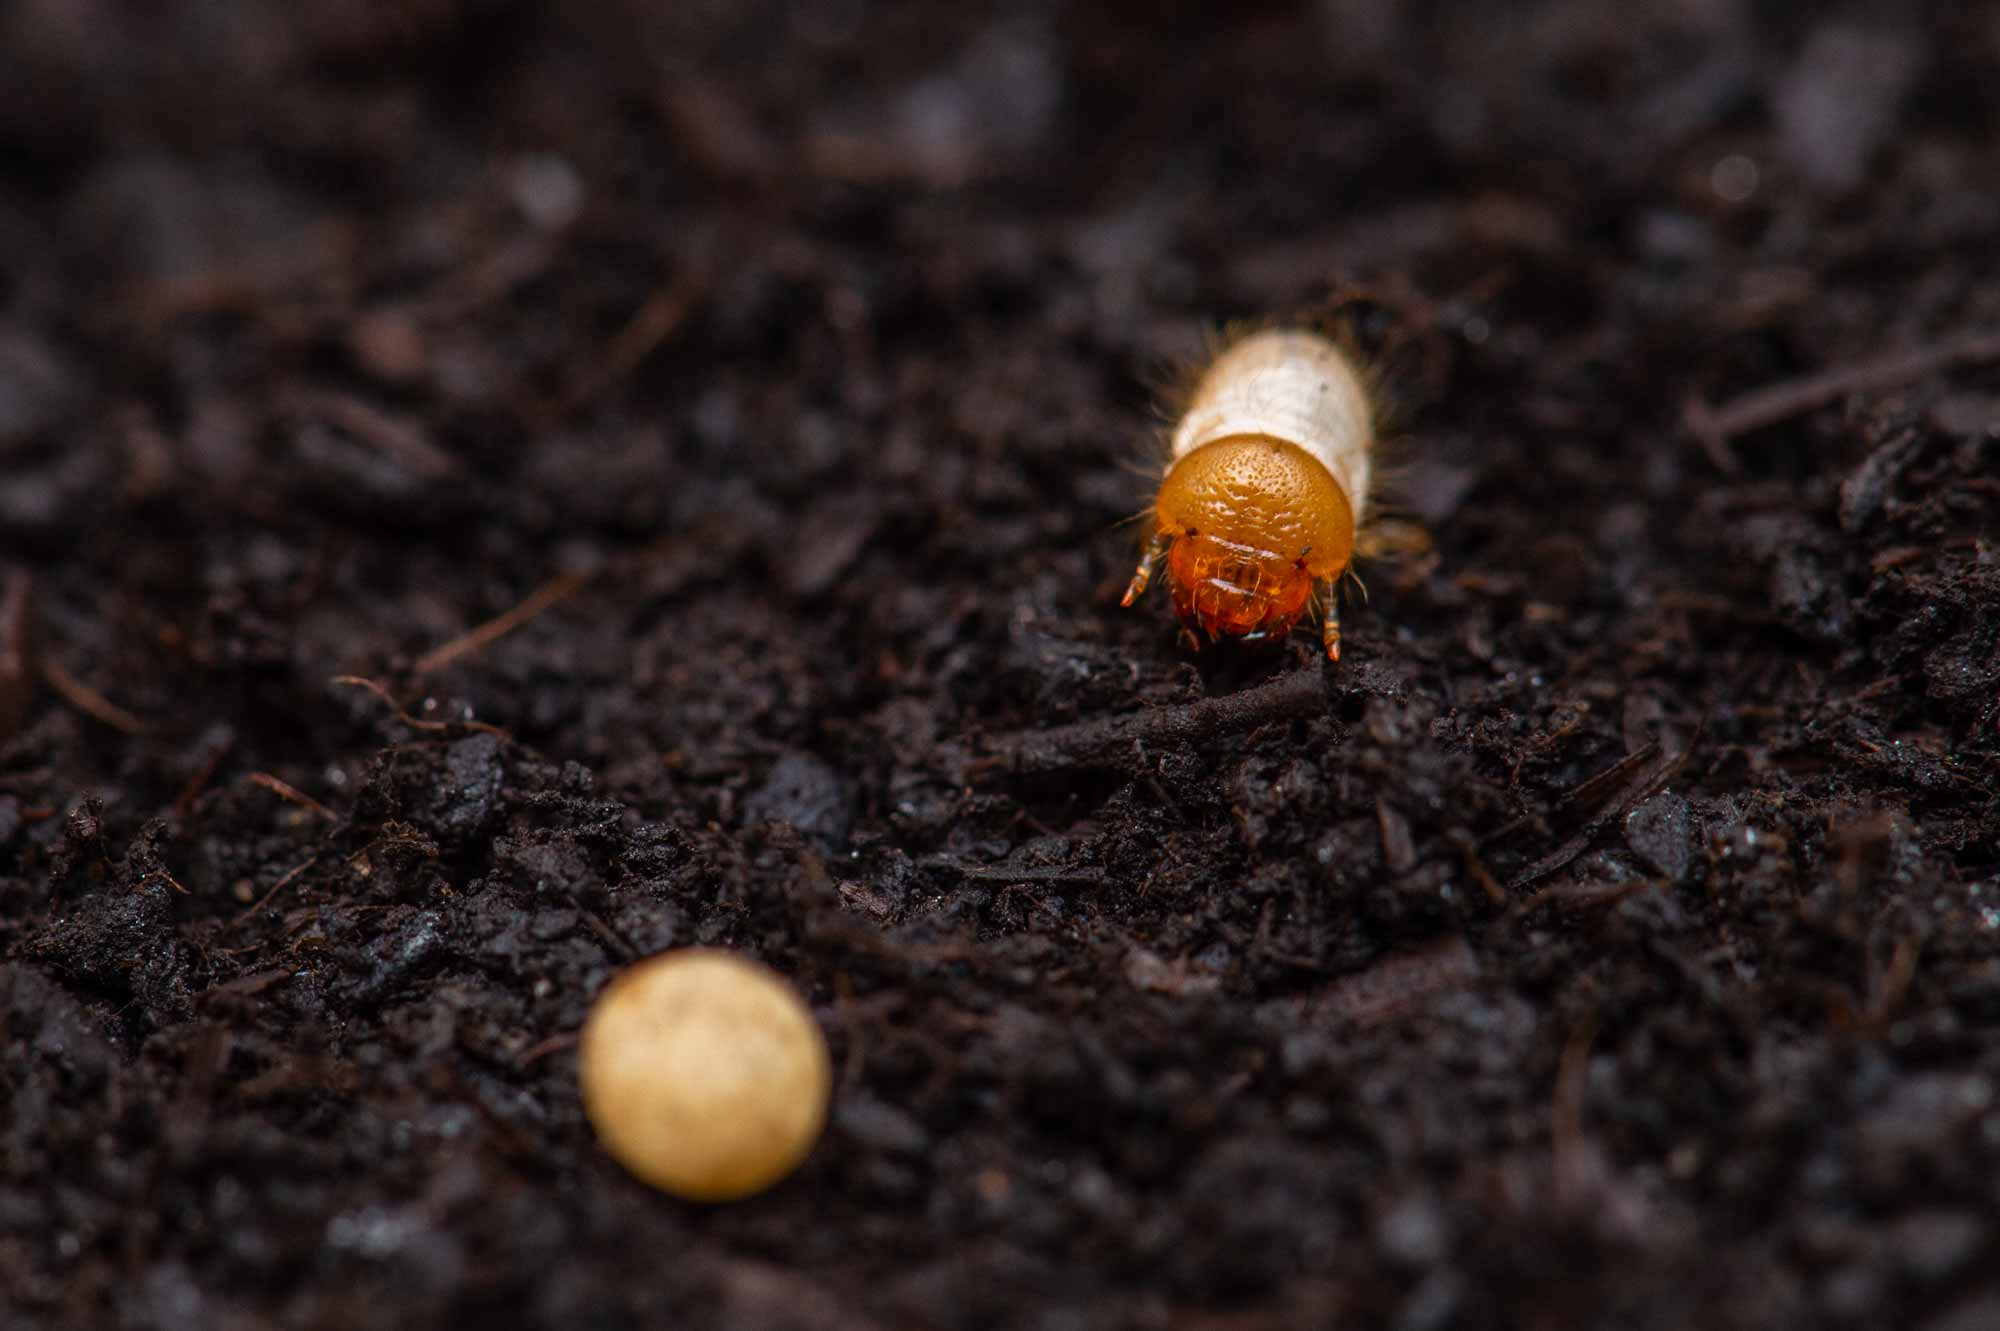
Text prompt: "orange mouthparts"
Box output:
[[1165, 533, 1312, 642]]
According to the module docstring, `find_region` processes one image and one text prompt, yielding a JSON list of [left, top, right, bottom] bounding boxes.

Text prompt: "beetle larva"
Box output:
[[1123, 328, 1375, 659]]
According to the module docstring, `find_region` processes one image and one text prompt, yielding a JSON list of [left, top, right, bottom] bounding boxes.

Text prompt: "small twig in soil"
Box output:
[[332, 674, 509, 738], [806, 917, 983, 981], [960, 668, 1326, 777], [1312, 937, 1480, 1027], [196, 968, 294, 1006], [1556, 741, 1661, 817], [1645, 940, 1762, 1051], [1477, 744, 1661, 854], [830, 972, 884, 1094], [1862, 933, 1921, 1034], [1685, 328, 2000, 471], [552, 271, 704, 415], [1505, 877, 1655, 925], [1376, 799, 1417, 875], [567, 893, 639, 961], [42, 659, 148, 735], [413, 570, 594, 677], [245, 772, 337, 821], [173, 736, 234, 820], [927, 860, 1108, 887], [1504, 730, 1699, 893], [0, 571, 35, 739], [1445, 828, 1508, 905], [516, 1031, 579, 1070], [288, 389, 461, 479], [1551, 1013, 1600, 1209], [233, 855, 320, 926]]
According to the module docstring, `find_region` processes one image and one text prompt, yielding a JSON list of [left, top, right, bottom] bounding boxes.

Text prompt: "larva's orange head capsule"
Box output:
[[1156, 436, 1354, 641], [1123, 329, 1375, 659]]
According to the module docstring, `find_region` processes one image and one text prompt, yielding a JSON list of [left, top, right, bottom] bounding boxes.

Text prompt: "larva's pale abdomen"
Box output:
[[1169, 330, 1373, 525], [1124, 328, 1377, 660]]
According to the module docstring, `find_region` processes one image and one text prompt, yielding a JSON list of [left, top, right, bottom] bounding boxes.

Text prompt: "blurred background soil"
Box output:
[[3, 1, 1999, 1327]]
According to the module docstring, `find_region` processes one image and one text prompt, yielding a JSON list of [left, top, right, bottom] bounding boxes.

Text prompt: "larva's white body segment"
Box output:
[[1168, 330, 1373, 524]]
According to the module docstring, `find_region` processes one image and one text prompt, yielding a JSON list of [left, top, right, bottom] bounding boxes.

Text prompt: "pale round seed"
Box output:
[[578, 948, 831, 1201]]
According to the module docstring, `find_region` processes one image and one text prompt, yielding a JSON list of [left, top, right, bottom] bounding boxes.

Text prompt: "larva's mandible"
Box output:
[[1123, 329, 1375, 659]]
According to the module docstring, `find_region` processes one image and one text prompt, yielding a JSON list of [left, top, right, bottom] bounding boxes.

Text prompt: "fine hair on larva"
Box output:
[[1122, 326, 1380, 660]]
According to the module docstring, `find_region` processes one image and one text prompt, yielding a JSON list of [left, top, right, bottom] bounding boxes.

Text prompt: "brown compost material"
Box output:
[[3, 3, 1999, 1328]]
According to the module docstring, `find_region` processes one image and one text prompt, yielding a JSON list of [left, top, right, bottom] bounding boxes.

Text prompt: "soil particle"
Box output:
[[1623, 792, 1697, 883], [743, 750, 854, 854], [30, 879, 191, 1032]]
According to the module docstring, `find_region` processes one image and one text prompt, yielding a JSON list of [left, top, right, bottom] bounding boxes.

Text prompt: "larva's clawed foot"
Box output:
[[1122, 532, 1171, 608], [1320, 583, 1342, 661]]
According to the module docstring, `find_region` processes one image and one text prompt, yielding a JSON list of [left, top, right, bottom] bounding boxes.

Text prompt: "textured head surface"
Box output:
[[1153, 436, 1353, 642], [1155, 435, 1354, 578]]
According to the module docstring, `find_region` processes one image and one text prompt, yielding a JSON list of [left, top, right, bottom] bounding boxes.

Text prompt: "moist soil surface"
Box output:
[[4, 3, 2000, 1328]]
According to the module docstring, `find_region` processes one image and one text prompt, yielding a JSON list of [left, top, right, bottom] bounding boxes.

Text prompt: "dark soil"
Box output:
[[4, 2, 1999, 1328]]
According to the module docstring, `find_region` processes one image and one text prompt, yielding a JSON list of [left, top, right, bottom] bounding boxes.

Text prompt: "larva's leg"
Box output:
[[1122, 532, 1171, 607], [1317, 579, 1342, 661]]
